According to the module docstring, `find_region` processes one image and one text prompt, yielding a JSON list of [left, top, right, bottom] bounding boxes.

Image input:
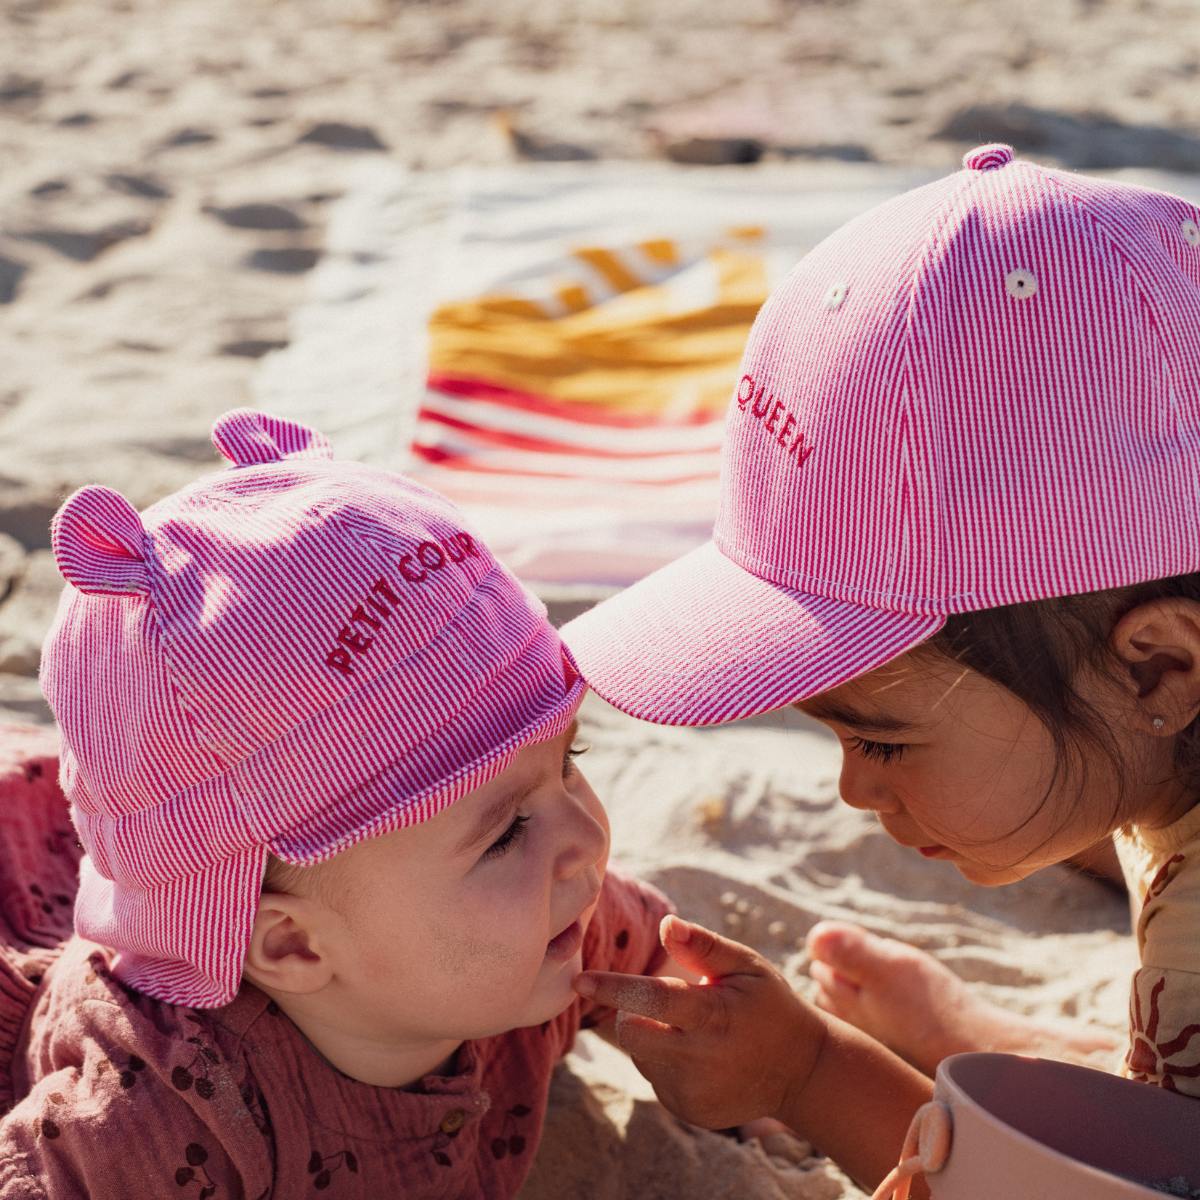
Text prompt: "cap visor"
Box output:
[[561, 541, 945, 726]]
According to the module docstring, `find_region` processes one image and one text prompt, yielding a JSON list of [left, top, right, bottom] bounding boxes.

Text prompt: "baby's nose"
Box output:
[[556, 803, 608, 881]]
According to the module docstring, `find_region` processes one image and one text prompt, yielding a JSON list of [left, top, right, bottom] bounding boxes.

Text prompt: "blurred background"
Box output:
[[2, 0, 1199, 725]]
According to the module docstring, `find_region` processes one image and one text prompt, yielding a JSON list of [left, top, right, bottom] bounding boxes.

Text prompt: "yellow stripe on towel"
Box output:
[[427, 239, 770, 420]]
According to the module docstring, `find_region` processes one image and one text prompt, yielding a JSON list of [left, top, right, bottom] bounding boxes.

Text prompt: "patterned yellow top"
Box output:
[[1113, 800, 1200, 1097]]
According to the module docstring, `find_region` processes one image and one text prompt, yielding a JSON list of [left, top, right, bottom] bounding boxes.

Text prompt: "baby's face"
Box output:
[[299, 718, 610, 1043]]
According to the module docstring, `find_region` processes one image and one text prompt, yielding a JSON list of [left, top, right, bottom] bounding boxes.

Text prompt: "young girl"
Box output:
[[0, 408, 679, 1199], [561, 144, 1200, 1196]]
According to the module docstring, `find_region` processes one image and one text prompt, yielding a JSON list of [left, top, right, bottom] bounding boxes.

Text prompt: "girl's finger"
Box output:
[[614, 1010, 680, 1064], [573, 969, 715, 1030], [660, 915, 764, 981]]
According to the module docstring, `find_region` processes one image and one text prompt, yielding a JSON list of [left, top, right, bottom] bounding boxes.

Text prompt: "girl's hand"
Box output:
[[572, 915, 828, 1129]]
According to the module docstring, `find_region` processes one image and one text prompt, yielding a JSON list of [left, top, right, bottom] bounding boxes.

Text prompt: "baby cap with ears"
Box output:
[[39, 409, 584, 1007]]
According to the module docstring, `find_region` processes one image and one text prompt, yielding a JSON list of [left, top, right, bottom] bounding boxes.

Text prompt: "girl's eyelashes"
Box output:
[[847, 736, 907, 765], [483, 814, 530, 861]]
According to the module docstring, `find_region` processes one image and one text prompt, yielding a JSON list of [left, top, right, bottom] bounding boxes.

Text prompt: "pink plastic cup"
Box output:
[[875, 1052, 1200, 1199]]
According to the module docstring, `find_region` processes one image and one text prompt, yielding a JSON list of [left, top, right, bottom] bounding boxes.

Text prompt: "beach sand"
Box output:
[[0, 0, 1183, 1193]]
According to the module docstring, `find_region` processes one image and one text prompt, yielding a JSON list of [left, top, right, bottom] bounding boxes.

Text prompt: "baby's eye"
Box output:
[[483, 815, 530, 861], [563, 741, 590, 779], [847, 736, 906, 765]]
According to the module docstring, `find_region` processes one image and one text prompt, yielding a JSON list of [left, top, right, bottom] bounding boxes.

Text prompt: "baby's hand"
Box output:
[[573, 915, 827, 1130]]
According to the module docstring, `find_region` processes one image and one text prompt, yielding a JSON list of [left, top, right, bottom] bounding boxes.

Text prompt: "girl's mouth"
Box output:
[[918, 844, 947, 858], [545, 919, 583, 961]]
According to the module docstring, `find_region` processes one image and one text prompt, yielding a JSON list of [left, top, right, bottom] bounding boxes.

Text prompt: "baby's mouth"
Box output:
[[545, 889, 601, 961], [545, 919, 583, 961]]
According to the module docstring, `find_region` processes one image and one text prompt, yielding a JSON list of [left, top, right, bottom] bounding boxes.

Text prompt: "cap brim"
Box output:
[[560, 541, 945, 726], [268, 654, 586, 864]]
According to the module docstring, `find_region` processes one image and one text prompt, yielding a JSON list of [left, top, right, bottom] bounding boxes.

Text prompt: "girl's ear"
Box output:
[[242, 893, 333, 995], [1109, 598, 1200, 735]]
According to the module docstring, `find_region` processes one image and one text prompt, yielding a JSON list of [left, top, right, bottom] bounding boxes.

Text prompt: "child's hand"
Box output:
[[572, 914, 827, 1130]]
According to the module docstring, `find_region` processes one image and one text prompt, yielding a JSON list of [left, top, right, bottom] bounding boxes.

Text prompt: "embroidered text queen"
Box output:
[[736, 374, 815, 467]]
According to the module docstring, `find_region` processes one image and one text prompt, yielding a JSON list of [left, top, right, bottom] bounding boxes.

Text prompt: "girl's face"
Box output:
[[792, 651, 1140, 885], [261, 717, 610, 1056]]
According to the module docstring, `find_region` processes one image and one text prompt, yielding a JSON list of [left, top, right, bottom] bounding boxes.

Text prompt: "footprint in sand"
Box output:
[[105, 174, 172, 201], [14, 221, 152, 264], [218, 338, 289, 359], [0, 257, 28, 304], [297, 121, 387, 151], [28, 180, 68, 198], [203, 203, 305, 231], [243, 247, 320, 274]]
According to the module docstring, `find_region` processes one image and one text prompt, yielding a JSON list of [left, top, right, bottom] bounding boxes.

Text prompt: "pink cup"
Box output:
[[890, 1053, 1200, 1198]]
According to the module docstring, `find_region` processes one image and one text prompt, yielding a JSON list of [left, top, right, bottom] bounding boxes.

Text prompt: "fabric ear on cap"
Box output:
[[50, 485, 151, 597], [210, 408, 334, 467]]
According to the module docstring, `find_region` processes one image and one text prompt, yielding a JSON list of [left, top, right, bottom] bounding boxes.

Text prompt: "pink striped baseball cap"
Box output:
[[39, 409, 584, 1007], [563, 144, 1200, 725]]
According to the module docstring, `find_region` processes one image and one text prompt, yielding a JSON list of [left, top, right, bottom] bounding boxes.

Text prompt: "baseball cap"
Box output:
[[562, 144, 1200, 725], [39, 409, 584, 1007]]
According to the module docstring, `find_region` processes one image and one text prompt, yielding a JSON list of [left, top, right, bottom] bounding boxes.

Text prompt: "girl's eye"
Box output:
[[563, 741, 590, 778], [847, 736, 906, 765], [483, 815, 530, 861]]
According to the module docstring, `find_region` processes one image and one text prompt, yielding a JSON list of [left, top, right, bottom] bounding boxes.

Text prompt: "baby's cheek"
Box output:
[[427, 914, 532, 980], [347, 917, 412, 987]]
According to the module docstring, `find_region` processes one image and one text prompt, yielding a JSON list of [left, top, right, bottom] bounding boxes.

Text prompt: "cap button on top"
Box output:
[[962, 143, 1015, 172]]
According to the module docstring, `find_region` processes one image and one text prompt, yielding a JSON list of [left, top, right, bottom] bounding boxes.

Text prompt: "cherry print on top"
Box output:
[[0, 723, 80, 1119], [176, 1141, 218, 1200]]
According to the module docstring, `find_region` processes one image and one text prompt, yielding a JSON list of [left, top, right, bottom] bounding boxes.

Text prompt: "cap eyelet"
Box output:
[[824, 282, 849, 310], [1181, 218, 1200, 247], [1004, 268, 1037, 300]]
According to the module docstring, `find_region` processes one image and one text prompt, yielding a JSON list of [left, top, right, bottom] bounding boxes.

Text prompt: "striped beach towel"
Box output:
[[412, 225, 772, 588]]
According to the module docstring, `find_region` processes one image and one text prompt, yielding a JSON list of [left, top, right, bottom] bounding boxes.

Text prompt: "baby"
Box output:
[[0, 408, 676, 1199]]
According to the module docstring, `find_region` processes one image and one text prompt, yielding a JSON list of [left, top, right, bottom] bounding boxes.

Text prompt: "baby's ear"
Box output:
[[243, 890, 333, 994], [50, 485, 151, 597]]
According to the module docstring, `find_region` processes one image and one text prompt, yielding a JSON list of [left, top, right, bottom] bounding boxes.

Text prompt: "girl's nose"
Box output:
[[838, 763, 903, 816]]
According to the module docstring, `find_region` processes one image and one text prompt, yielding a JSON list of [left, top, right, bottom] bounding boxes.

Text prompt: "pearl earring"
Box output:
[[1152, 717, 1165, 731]]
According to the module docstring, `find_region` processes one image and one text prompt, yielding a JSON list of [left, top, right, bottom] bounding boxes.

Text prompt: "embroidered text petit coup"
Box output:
[[325, 532, 480, 676]]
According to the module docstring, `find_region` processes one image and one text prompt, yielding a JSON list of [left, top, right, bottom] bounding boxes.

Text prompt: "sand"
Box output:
[[0, 0, 1182, 1194]]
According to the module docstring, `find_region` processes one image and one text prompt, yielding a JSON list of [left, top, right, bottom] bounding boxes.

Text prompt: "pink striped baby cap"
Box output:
[[38, 409, 584, 1007], [563, 144, 1200, 725]]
